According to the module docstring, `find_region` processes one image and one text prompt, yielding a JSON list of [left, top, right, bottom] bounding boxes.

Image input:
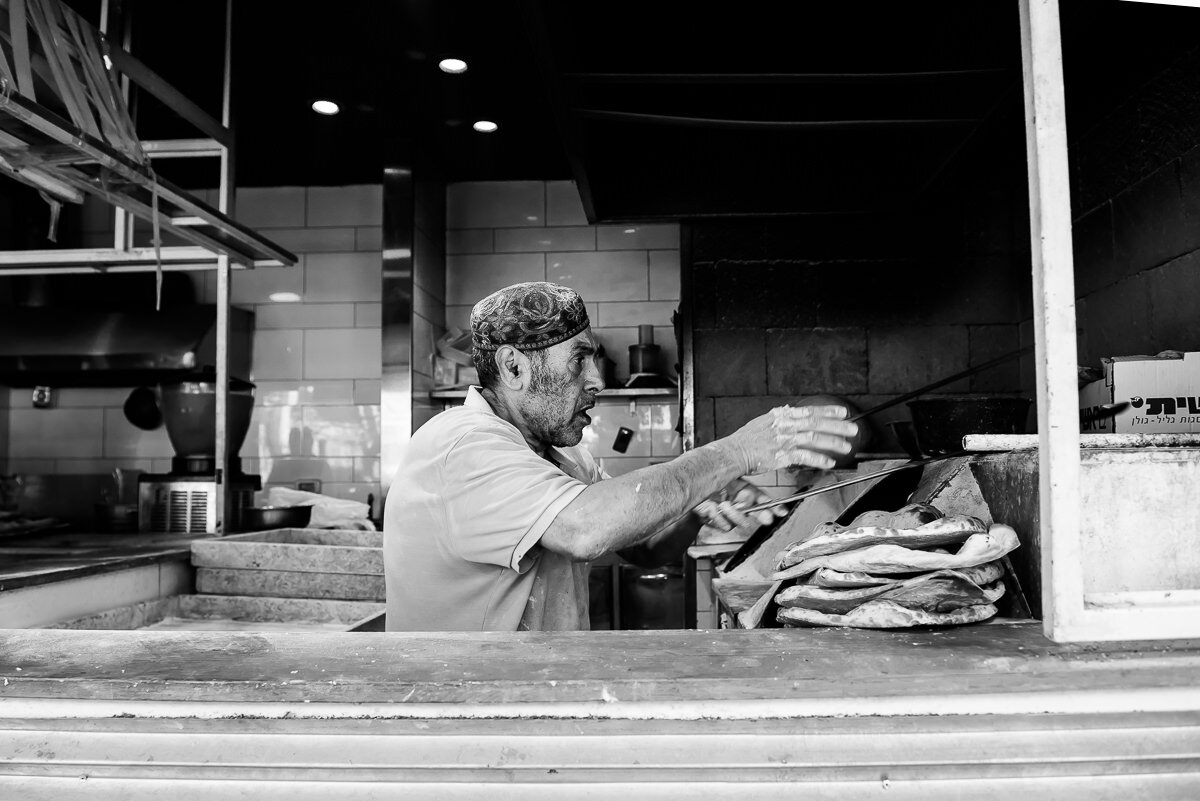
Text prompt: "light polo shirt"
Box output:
[[383, 386, 606, 631]]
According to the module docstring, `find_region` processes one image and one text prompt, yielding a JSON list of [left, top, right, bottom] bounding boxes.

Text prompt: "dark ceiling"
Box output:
[[94, 0, 570, 189], [61, 1, 1200, 223]]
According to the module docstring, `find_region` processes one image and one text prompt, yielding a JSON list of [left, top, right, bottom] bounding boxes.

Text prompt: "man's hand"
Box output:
[[693, 479, 785, 545], [715, 405, 859, 475]]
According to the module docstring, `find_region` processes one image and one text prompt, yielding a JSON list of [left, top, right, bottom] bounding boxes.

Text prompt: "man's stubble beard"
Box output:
[[526, 356, 587, 448]]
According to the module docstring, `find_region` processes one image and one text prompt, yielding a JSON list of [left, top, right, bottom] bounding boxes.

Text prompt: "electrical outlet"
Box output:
[[296, 479, 321, 493], [31, 386, 53, 409]]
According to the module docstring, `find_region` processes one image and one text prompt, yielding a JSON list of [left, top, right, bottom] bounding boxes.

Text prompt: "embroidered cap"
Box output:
[[470, 282, 590, 352]]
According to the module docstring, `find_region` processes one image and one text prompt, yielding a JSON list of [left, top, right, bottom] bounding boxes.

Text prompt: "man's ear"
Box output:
[[494, 345, 528, 390]]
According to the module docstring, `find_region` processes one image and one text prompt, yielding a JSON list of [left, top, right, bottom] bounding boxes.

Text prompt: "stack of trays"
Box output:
[[41, 527, 386, 632], [191, 528, 384, 602], [47, 594, 383, 633]]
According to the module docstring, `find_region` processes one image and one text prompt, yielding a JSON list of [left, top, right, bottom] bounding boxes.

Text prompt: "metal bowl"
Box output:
[[240, 505, 312, 531]]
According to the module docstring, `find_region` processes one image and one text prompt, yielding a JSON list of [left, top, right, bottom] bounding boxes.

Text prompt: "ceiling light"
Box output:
[[438, 58, 468, 74], [269, 292, 302, 303], [472, 120, 498, 133], [311, 100, 340, 116]]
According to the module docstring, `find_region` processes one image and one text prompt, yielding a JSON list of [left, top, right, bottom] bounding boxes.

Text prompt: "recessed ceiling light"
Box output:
[[311, 100, 340, 116], [439, 58, 468, 74], [269, 292, 302, 303], [472, 120, 498, 133]]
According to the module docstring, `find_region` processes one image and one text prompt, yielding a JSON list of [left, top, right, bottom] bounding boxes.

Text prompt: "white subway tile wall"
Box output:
[[546, 180, 589, 226], [447, 181, 545, 229], [446, 253, 545, 306], [4, 186, 384, 511], [228, 185, 384, 507], [445, 180, 682, 386], [442, 180, 685, 488]]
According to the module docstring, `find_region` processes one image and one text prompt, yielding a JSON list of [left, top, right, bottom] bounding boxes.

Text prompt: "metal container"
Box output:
[[240, 505, 312, 532], [94, 502, 138, 533], [160, 377, 255, 459], [628, 324, 661, 375], [618, 565, 686, 629], [907, 395, 1032, 455]]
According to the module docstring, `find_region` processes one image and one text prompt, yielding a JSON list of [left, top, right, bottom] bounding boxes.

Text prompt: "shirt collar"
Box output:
[[464, 386, 580, 475], [464, 385, 491, 412]]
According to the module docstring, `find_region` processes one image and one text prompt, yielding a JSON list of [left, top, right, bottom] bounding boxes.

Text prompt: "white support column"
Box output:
[[1018, 0, 1082, 641], [214, 0, 235, 533]]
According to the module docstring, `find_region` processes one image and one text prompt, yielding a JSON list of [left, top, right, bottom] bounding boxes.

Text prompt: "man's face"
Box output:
[[520, 328, 605, 447]]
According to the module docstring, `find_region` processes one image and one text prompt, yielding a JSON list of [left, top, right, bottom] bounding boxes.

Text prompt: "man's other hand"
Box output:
[[693, 480, 784, 545]]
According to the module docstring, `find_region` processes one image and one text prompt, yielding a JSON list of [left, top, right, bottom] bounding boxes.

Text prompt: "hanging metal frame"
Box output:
[[0, 0, 296, 273]]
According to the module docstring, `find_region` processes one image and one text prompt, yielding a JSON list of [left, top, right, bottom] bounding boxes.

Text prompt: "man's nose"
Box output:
[[585, 357, 605, 393]]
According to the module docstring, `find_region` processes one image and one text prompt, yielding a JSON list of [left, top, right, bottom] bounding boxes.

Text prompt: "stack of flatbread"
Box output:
[[768, 503, 1019, 629]]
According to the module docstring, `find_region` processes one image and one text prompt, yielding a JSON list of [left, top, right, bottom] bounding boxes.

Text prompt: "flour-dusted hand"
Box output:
[[694, 479, 784, 543], [715, 405, 859, 474]]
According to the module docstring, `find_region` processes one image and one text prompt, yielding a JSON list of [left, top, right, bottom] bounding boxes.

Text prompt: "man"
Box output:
[[384, 281, 857, 631]]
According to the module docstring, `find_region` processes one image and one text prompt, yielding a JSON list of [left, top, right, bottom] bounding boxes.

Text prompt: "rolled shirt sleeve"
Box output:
[[441, 427, 588, 572]]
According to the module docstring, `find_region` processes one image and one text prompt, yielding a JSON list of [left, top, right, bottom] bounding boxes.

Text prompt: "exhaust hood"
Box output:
[[0, 306, 254, 387]]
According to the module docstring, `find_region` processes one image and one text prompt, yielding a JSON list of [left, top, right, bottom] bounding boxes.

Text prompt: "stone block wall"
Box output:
[[1065, 45, 1200, 372], [690, 188, 1030, 495]]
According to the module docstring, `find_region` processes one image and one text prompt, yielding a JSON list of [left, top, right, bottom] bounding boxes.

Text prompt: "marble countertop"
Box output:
[[0, 530, 208, 591]]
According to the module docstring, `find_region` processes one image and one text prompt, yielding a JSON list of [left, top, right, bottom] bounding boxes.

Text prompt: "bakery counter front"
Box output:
[[2, 624, 1200, 797], [0, 531, 203, 629]]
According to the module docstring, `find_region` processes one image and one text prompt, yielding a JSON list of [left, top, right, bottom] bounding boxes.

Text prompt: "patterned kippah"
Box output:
[[471, 282, 590, 352]]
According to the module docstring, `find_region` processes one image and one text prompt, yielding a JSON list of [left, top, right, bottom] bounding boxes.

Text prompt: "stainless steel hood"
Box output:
[[0, 305, 254, 387]]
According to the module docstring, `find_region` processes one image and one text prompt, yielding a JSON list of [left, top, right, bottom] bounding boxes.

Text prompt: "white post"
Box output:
[[214, 0, 235, 533], [1018, 0, 1082, 640]]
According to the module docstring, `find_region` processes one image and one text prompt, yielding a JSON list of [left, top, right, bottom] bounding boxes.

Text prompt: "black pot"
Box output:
[[907, 396, 1031, 455], [123, 386, 163, 431]]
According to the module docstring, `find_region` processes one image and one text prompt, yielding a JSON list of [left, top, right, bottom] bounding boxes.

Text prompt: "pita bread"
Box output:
[[812, 560, 1003, 590], [770, 524, 1019, 581], [811, 568, 895, 588], [776, 514, 986, 569], [777, 600, 998, 629], [777, 570, 1005, 615]]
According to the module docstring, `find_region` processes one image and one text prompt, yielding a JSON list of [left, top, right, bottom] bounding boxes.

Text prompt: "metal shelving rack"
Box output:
[[0, 0, 296, 273], [0, 0, 298, 533]]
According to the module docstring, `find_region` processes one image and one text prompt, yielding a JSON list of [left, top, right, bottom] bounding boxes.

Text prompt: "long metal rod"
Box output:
[[104, 47, 231, 146], [566, 69, 1014, 85], [741, 454, 959, 515], [847, 345, 1034, 422], [142, 138, 223, 158], [574, 108, 976, 131]]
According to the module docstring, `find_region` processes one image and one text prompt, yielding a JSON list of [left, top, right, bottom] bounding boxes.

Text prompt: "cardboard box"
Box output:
[[433, 355, 479, 389], [1079, 351, 1200, 434]]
